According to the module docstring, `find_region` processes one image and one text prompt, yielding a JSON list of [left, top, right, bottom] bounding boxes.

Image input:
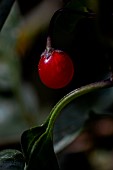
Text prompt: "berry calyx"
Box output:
[[38, 37, 74, 89]]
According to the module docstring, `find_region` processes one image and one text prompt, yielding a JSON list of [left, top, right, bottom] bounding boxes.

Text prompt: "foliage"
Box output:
[[0, 0, 113, 170]]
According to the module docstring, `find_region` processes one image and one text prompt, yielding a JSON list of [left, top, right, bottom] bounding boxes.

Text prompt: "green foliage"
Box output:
[[21, 124, 60, 170], [20, 80, 113, 170], [50, 0, 87, 51], [0, 0, 113, 170]]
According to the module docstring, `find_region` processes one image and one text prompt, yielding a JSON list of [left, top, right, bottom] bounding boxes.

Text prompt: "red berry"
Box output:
[[38, 37, 74, 89]]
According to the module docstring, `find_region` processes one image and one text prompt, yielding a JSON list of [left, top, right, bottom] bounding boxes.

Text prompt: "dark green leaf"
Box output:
[[21, 80, 113, 169], [49, 0, 88, 52], [21, 124, 47, 163], [21, 123, 60, 170]]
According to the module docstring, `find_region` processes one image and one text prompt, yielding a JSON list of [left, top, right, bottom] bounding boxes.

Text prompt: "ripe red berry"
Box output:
[[38, 37, 74, 89]]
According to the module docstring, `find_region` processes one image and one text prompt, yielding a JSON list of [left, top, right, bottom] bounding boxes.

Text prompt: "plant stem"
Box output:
[[45, 79, 113, 135], [46, 36, 52, 50]]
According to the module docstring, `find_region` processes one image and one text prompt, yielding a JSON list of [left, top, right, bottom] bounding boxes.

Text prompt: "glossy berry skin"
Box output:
[[38, 50, 74, 89]]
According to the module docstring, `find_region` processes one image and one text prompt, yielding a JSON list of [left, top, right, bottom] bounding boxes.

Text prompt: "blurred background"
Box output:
[[0, 0, 63, 150], [1, 0, 113, 170]]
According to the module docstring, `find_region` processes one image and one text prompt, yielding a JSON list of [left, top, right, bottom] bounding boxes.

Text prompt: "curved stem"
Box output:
[[45, 79, 113, 134]]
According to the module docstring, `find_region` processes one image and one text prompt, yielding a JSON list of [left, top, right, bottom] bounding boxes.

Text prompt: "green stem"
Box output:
[[46, 79, 113, 134]]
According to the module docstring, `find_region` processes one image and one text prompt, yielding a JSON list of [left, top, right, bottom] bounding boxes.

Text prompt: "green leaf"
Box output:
[[21, 123, 47, 164], [21, 79, 113, 170], [49, 0, 91, 54], [21, 123, 60, 170]]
